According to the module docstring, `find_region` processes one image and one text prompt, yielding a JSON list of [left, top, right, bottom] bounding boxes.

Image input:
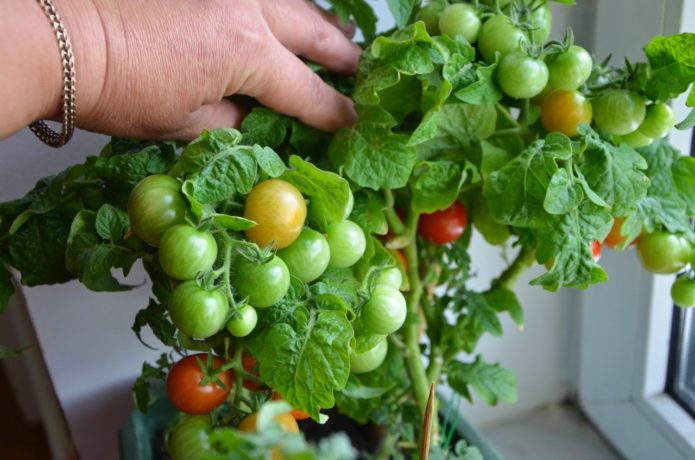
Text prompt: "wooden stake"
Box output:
[[419, 381, 436, 460]]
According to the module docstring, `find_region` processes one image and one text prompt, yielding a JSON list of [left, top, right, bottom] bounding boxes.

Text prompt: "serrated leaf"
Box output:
[[448, 356, 517, 406], [188, 147, 257, 204], [484, 287, 524, 328], [645, 33, 695, 102], [257, 306, 353, 419], [95, 204, 129, 241], [132, 299, 177, 349], [251, 145, 286, 178], [386, 0, 416, 29], [544, 168, 583, 215], [411, 161, 475, 214]]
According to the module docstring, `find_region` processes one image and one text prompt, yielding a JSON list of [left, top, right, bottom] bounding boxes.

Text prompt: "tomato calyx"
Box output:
[[195, 353, 232, 389]]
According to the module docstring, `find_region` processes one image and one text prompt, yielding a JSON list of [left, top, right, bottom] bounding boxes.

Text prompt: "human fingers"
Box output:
[[157, 99, 247, 141], [261, 0, 361, 75], [240, 42, 357, 131]]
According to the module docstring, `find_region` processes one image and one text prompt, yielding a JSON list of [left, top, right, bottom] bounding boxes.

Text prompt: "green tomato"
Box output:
[[127, 175, 186, 246], [232, 256, 290, 308], [416, 2, 444, 35], [478, 15, 528, 63], [671, 276, 695, 308], [158, 225, 218, 280], [361, 285, 407, 335], [226, 305, 258, 337], [169, 281, 229, 339], [277, 228, 330, 283], [497, 51, 549, 99], [622, 130, 653, 148], [638, 103, 676, 139], [439, 4, 481, 44], [592, 89, 647, 135], [547, 45, 593, 90], [375, 267, 402, 290], [167, 415, 211, 460], [326, 220, 367, 269], [480, 0, 512, 8], [636, 232, 691, 274], [529, 3, 552, 44], [350, 337, 388, 374]]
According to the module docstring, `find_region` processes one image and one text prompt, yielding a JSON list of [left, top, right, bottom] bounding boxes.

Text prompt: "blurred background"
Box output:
[[1, 0, 693, 459]]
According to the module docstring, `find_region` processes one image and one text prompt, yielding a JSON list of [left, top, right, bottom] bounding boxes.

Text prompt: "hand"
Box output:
[[53, 0, 361, 140]]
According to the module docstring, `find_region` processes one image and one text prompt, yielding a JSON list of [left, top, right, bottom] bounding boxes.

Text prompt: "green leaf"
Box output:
[[631, 140, 695, 235], [329, 108, 417, 190], [131, 354, 170, 412], [95, 204, 129, 241], [281, 156, 352, 228], [66, 210, 137, 291], [188, 146, 257, 204], [471, 193, 510, 246], [427, 103, 497, 149], [240, 108, 289, 148], [675, 107, 695, 129], [311, 268, 360, 309], [180, 128, 243, 172], [257, 306, 353, 419], [0, 265, 14, 313], [484, 287, 524, 328], [411, 161, 475, 214], [0, 345, 28, 359], [328, 0, 378, 38], [465, 292, 503, 336], [251, 145, 287, 178], [544, 168, 583, 215], [448, 356, 517, 406], [132, 299, 177, 348], [454, 62, 503, 105], [386, 0, 416, 28], [645, 33, 695, 102], [350, 190, 388, 236], [577, 131, 649, 216], [211, 214, 256, 231], [8, 209, 73, 286]]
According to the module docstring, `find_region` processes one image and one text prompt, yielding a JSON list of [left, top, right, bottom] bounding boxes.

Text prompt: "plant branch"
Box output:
[[384, 188, 406, 235], [491, 245, 536, 290]]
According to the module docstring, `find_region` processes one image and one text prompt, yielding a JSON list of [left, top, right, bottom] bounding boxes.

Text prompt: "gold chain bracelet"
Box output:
[[29, 0, 76, 147]]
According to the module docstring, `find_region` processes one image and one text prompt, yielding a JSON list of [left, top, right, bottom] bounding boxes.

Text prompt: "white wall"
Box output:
[[0, 2, 602, 459]]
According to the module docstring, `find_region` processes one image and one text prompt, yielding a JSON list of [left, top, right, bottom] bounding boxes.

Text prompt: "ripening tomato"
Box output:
[[244, 180, 306, 249], [541, 90, 593, 137], [167, 354, 232, 415], [603, 217, 638, 250], [238, 411, 299, 434], [418, 201, 468, 245], [591, 241, 602, 263]]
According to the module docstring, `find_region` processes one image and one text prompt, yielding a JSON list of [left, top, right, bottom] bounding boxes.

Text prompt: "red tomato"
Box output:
[[417, 202, 468, 245], [242, 353, 263, 391], [604, 217, 639, 249], [591, 240, 602, 263], [167, 354, 232, 415]]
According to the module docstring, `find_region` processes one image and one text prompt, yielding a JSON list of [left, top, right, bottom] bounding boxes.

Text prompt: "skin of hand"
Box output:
[[0, 0, 360, 141]]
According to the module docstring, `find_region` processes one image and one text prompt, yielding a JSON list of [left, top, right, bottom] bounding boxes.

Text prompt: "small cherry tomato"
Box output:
[[238, 411, 299, 434], [541, 90, 593, 137], [439, 3, 481, 44], [244, 179, 306, 249], [326, 220, 367, 269], [592, 89, 646, 135], [350, 337, 388, 374], [636, 231, 691, 274], [272, 393, 310, 421], [591, 241, 602, 263], [158, 225, 218, 280], [546, 45, 593, 91], [127, 175, 186, 246], [167, 354, 232, 415], [418, 201, 468, 245], [226, 305, 258, 338], [671, 276, 695, 308], [497, 51, 549, 99], [168, 282, 229, 339]]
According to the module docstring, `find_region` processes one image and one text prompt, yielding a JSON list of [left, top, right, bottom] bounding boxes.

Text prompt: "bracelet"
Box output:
[[29, 0, 76, 148]]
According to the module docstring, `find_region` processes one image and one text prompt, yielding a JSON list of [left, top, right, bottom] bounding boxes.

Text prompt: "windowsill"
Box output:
[[481, 404, 622, 460]]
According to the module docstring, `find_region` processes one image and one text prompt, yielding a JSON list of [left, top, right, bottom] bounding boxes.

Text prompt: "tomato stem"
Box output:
[[495, 102, 520, 127], [491, 245, 536, 289], [384, 188, 406, 235]]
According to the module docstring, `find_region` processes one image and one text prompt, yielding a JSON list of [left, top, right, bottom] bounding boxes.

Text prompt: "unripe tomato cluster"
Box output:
[[418, 1, 676, 143]]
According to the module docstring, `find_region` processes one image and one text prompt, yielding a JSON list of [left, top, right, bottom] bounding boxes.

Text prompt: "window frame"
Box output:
[[577, 1, 695, 458]]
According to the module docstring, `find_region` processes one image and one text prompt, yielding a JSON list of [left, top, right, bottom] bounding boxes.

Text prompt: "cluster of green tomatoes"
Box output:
[[418, 0, 677, 144]]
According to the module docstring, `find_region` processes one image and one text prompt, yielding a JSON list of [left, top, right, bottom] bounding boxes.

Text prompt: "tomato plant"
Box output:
[[127, 174, 186, 246], [244, 179, 307, 249], [232, 256, 290, 308], [166, 354, 232, 415], [540, 89, 593, 137], [497, 51, 549, 99], [418, 201, 468, 245], [158, 225, 218, 280], [1, 2, 694, 459], [168, 282, 229, 339]]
